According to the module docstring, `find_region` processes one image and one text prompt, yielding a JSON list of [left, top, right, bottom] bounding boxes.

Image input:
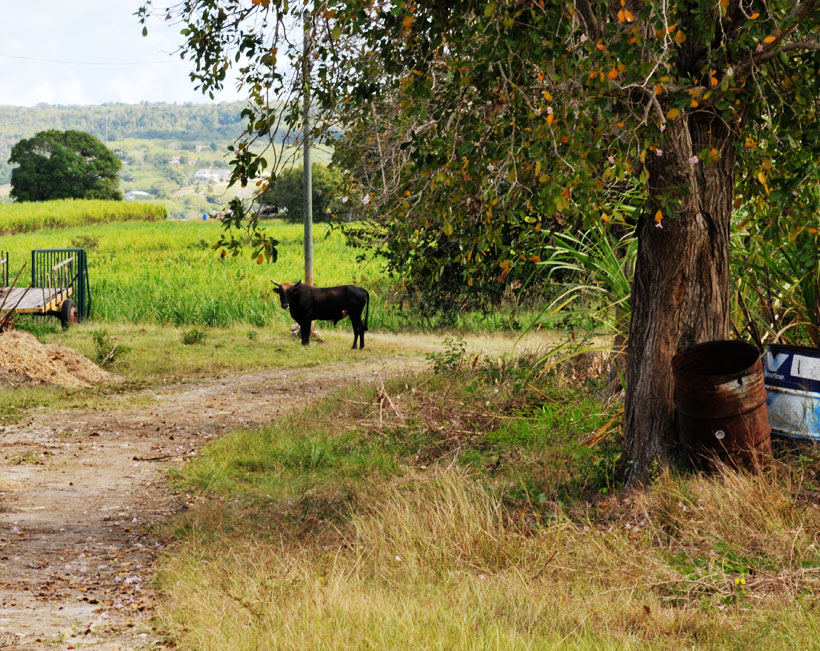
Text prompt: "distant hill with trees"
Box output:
[[0, 102, 249, 185]]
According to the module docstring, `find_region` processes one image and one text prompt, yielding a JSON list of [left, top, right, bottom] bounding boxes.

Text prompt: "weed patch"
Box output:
[[152, 347, 820, 648]]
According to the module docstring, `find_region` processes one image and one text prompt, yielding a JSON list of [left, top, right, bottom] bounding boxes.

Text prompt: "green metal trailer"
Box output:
[[0, 248, 90, 328]]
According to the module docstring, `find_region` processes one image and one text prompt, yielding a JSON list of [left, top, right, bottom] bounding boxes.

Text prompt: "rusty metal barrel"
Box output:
[[672, 340, 772, 470]]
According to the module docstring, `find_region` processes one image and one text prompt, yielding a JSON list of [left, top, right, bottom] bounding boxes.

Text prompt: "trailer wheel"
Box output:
[[60, 299, 78, 329]]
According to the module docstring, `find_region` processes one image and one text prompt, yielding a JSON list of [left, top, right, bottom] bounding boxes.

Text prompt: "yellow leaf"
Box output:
[[617, 63, 627, 73], [750, 12, 760, 19], [623, 9, 634, 21], [762, 159, 772, 170], [654, 210, 663, 223], [655, 83, 663, 95], [666, 107, 680, 120], [534, 160, 542, 177], [674, 30, 686, 44], [763, 35, 776, 43], [402, 15, 414, 32], [691, 99, 698, 108], [745, 137, 756, 148], [757, 171, 766, 185], [710, 147, 719, 159], [602, 212, 611, 222], [468, 277, 473, 287], [543, 90, 553, 101], [546, 113, 555, 126]]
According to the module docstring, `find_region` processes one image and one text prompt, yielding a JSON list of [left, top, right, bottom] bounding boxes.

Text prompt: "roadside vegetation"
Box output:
[[153, 348, 820, 649]]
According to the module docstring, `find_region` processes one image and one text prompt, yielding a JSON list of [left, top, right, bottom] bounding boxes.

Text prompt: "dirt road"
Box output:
[[0, 355, 426, 649]]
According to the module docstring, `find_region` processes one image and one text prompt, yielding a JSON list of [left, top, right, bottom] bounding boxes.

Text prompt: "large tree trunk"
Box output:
[[621, 112, 736, 485]]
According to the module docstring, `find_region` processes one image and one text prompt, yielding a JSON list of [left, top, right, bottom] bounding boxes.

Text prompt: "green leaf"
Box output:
[[485, 3, 496, 18]]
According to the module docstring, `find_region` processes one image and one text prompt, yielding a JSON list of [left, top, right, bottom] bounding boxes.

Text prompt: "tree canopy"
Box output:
[[141, 0, 820, 482], [259, 163, 344, 223], [9, 130, 123, 202]]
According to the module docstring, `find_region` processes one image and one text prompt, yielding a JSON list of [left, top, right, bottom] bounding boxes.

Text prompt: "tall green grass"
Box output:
[[2, 220, 397, 329], [3, 218, 538, 331], [0, 199, 166, 234]]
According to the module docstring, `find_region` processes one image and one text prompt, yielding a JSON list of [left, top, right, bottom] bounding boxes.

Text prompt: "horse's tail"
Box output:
[[364, 289, 370, 331]]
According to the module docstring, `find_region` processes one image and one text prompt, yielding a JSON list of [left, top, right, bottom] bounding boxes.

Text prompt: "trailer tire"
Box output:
[[60, 299, 78, 329]]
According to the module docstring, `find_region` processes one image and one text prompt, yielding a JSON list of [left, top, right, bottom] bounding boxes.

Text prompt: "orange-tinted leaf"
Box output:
[[763, 35, 776, 43], [666, 107, 680, 120], [654, 210, 663, 223], [674, 30, 686, 44], [608, 68, 619, 80]]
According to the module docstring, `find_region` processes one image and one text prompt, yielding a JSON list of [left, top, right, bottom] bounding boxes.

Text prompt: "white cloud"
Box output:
[[0, 1, 243, 106]]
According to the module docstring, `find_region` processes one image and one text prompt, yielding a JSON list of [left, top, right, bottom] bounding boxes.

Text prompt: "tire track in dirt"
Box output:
[[0, 355, 426, 649]]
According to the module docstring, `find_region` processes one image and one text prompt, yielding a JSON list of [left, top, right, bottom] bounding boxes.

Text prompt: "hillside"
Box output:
[[0, 102, 248, 185], [0, 102, 331, 218]]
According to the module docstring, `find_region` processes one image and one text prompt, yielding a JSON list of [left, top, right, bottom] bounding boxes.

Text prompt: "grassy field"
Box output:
[[153, 351, 820, 649], [3, 217, 535, 332], [0, 199, 166, 233], [3, 219, 391, 328]]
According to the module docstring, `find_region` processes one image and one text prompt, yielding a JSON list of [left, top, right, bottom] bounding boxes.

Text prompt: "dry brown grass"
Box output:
[[153, 358, 820, 649]]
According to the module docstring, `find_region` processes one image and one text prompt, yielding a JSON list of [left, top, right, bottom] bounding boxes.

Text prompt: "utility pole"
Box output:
[[302, 6, 314, 286]]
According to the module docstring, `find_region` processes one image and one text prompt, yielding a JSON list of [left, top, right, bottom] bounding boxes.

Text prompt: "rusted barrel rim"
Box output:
[[672, 339, 761, 383]]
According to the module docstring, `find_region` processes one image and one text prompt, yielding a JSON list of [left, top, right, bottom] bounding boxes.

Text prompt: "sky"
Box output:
[[0, 1, 243, 106]]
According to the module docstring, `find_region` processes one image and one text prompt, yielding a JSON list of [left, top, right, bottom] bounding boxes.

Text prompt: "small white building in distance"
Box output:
[[193, 169, 231, 184], [124, 190, 153, 201]]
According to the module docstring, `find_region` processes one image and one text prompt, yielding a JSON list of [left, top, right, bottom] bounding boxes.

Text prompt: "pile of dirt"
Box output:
[[0, 330, 115, 388]]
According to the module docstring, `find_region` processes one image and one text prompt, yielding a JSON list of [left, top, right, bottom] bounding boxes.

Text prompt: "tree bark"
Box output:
[[621, 111, 736, 485]]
